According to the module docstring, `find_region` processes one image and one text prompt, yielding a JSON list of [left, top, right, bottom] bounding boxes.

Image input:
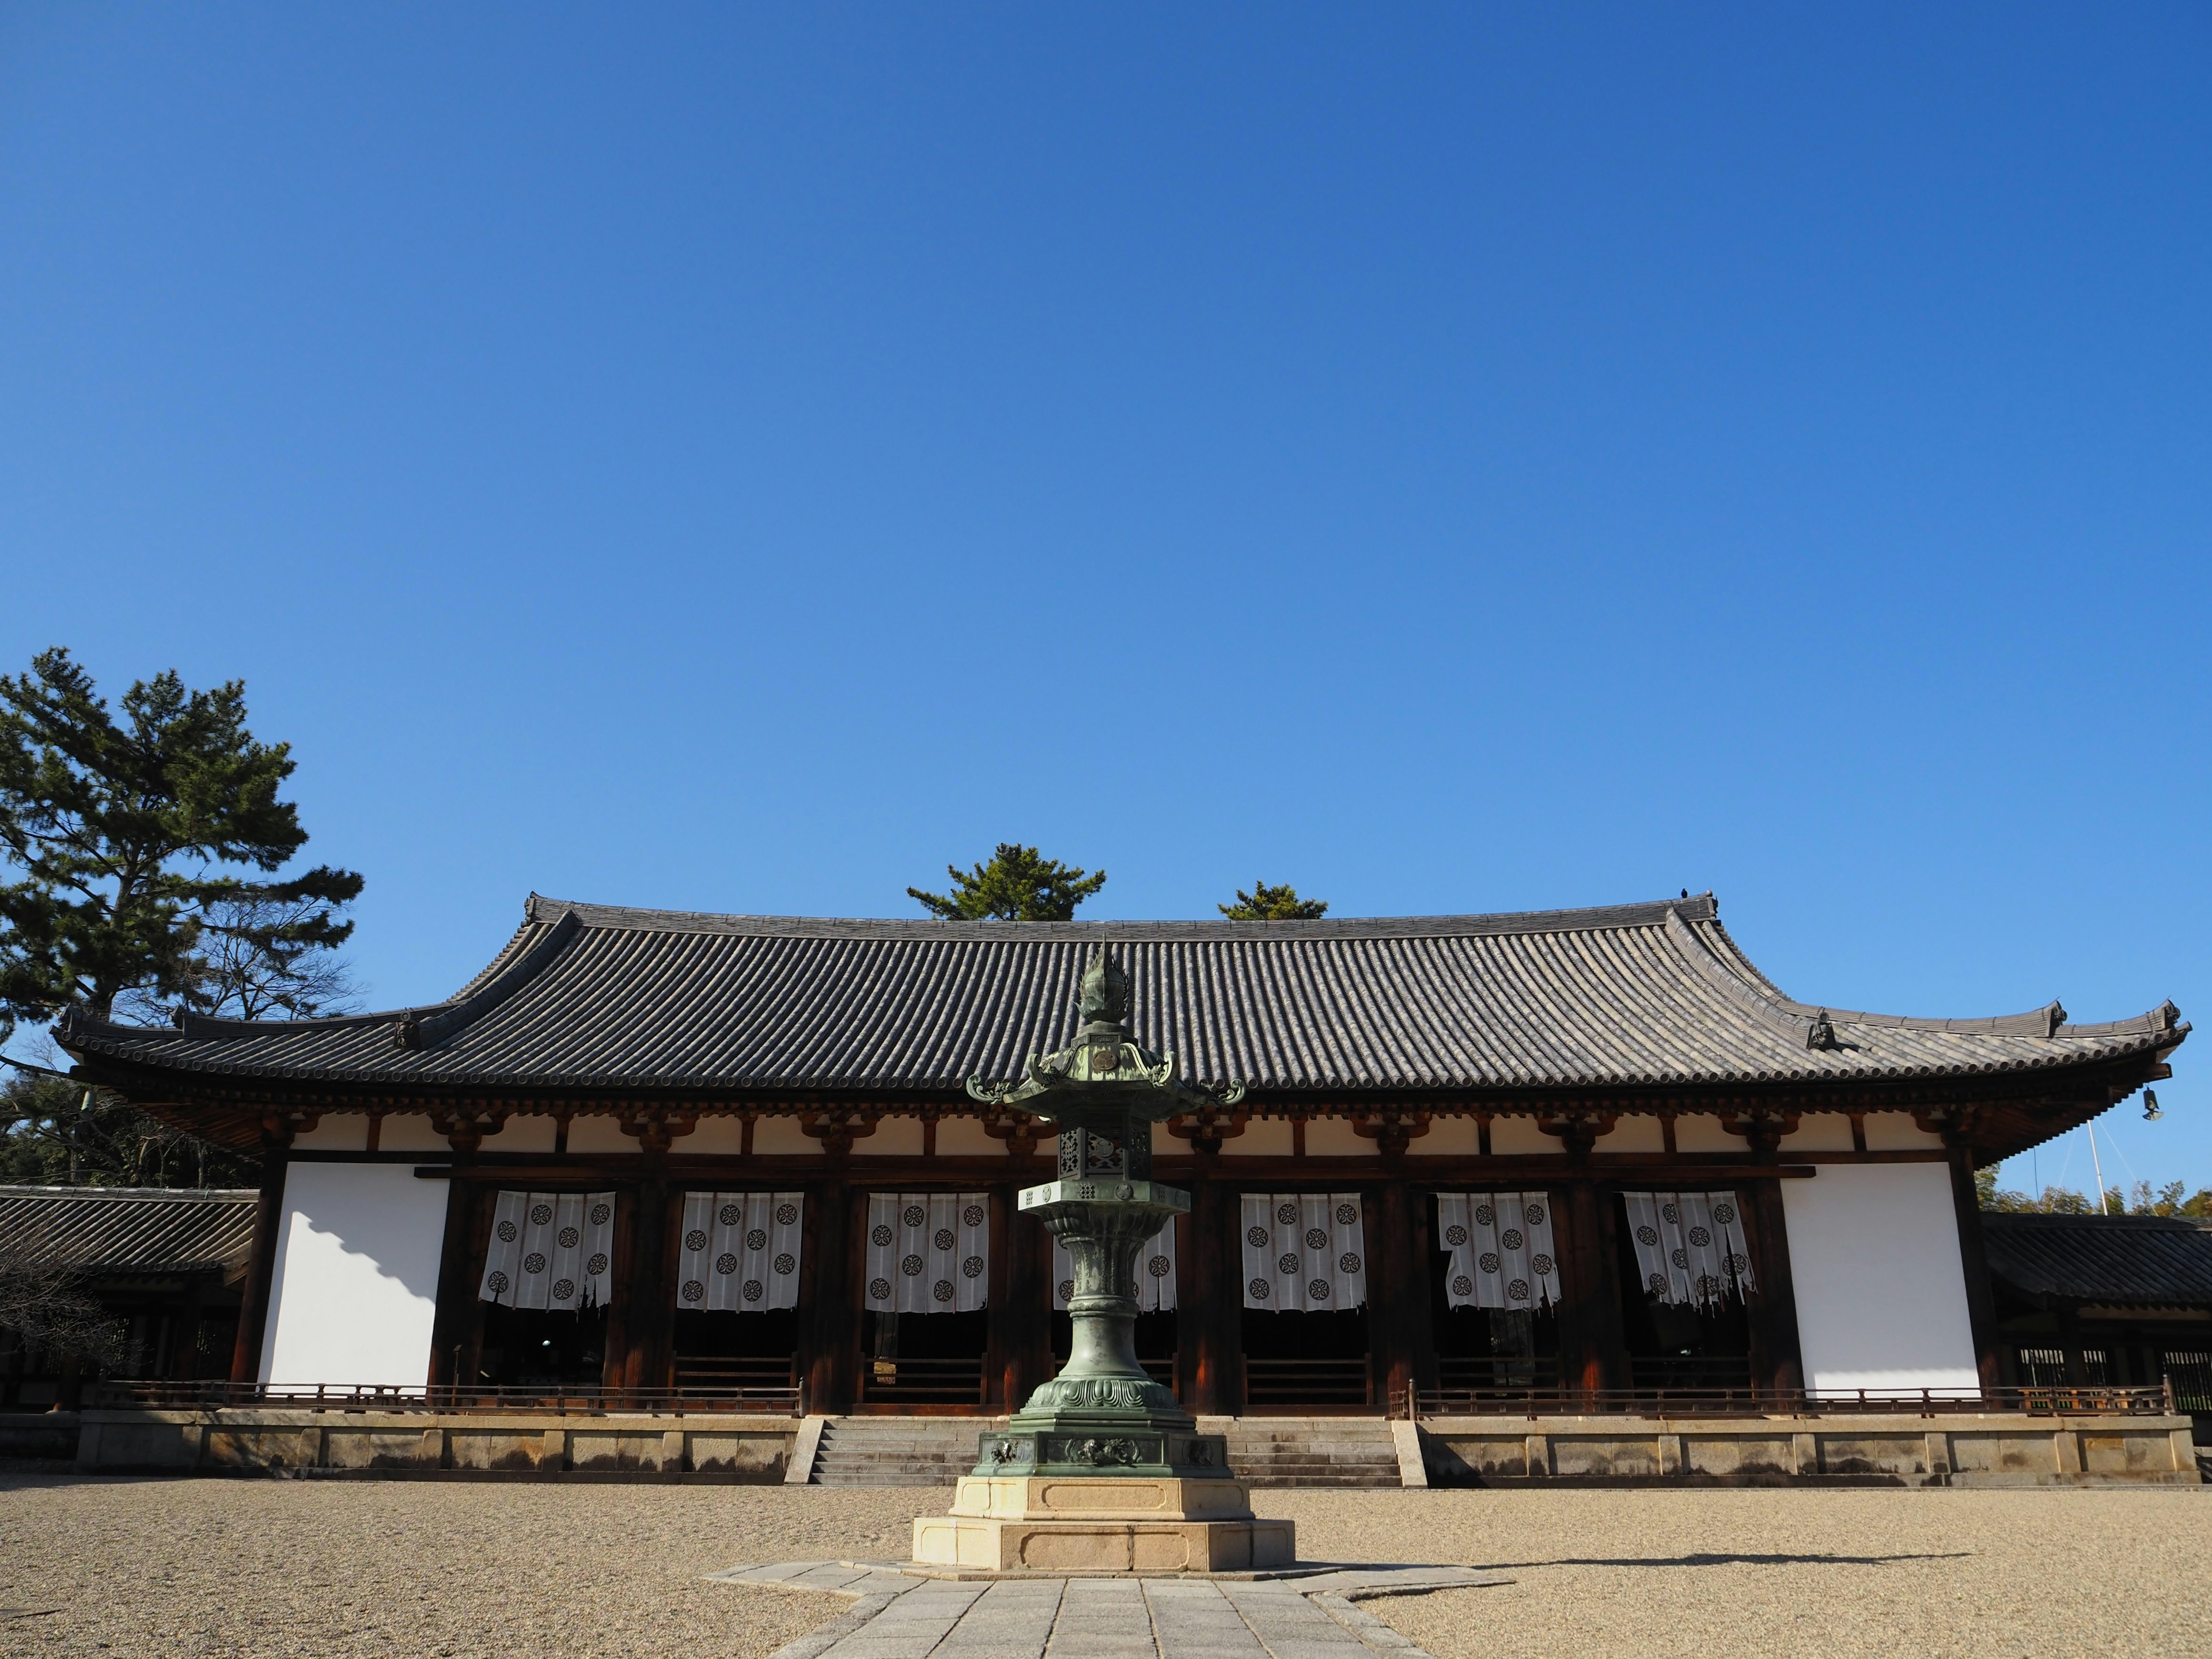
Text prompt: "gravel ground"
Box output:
[[2, 1476, 2207, 1658]]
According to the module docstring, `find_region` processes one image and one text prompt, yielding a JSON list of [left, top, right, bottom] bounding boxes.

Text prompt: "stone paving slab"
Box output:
[[710, 1560, 1506, 1659]]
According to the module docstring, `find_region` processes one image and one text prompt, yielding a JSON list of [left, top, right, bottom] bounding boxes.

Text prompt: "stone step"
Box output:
[[804, 1414, 1408, 1487]]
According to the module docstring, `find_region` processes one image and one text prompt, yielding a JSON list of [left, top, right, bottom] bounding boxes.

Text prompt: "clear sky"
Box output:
[[2, 6, 2207, 1195]]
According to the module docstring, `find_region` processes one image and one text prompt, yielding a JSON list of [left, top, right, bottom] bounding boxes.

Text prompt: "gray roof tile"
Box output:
[[55, 893, 2186, 1095]]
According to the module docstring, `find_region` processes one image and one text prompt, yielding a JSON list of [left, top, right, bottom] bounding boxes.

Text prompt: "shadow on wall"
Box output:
[[260, 1163, 450, 1388]]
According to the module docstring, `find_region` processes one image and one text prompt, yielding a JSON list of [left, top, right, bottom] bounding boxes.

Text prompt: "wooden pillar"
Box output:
[[988, 1184, 1052, 1410], [1945, 1145, 2004, 1393], [800, 1179, 858, 1413], [425, 1171, 479, 1395], [1183, 1171, 1243, 1414], [1366, 1181, 1432, 1413], [612, 1175, 673, 1397], [228, 1128, 291, 1387], [1559, 1179, 1628, 1395], [1744, 1177, 1805, 1397]]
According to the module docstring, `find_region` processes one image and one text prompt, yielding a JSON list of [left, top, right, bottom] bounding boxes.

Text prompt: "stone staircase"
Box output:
[[804, 1413, 1407, 1487], [1219, 1417, 1404, 1487], [809, 1416, 1005, 1485]]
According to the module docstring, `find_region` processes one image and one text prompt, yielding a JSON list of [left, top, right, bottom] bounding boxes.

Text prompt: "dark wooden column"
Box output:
[[228, 1120, 293, 1387], [800, 1178, 858, 1413], [1183, 1166, 1243, 1414], [1558, 1178, 1629, 1395], [1744, 1177, 1805, 1396], [611, 1174, 673, 1396], [1945, 1143, 2004, 1392], [1366, 1180, 1432, 1414], [425, 1168, 480, 1395], [989, 1184, 1052, 1410]]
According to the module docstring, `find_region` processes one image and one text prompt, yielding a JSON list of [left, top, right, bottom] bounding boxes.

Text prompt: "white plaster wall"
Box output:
[[938, 1117, 1002, 1157], [1222, 1119, 1295, 1156], [375, 1113, 450, 1152], [1420, 1116, 1483, 1156], [1781, 1162, 1979, 1396], [868, 1118, 926, 1157], [261, 1162, 450, 1388], [566, 1116, 637, 1154], [291, 1116, 368, 1152], [1302, 1118, 1368, 1157], [682, 1116, 747, 1155], [1487, 1116, 1553, 1154], [483, 1115, 559, 1153], [1778, 1116, 1857, 1153], [1598, 1116, 1666, 1153]]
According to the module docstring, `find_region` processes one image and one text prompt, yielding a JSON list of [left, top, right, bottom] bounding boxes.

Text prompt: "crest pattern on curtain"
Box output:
[[1054, 1219, 1176, 1312], [1240, 1192, 1368, 1310], [1435, 1191, 1561, 1310], [863, 1192, 990, 1314], [1622, 1191, 1756, 1310], [479, 1191, 616, 1310], [675, 1191, 804, 1311]]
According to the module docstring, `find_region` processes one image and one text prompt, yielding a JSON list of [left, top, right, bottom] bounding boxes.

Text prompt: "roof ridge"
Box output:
[[519, 891, 1720, 940]]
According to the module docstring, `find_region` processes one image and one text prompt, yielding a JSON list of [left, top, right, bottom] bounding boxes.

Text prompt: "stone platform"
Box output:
[[912, 1474, 1294, 1574]]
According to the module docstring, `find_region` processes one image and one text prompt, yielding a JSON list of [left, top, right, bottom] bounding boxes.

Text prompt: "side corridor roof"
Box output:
[[54, 893, 2187, 1094]]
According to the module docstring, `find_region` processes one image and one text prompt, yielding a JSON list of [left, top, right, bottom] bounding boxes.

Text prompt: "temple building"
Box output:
[[55, 892, 2189, 1420]]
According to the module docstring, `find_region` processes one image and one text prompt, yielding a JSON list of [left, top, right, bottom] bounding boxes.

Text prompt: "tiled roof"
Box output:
[[53, 892, 2186, 1096], [0, 1185, 257, 1275], [1982, 1213, 2212, 1308]]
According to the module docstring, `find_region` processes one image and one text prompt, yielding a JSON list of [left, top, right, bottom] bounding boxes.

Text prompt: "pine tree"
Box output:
[[1218, 880, 1328, 921], [0, 648, 363, 1039], [909, 843, 1105, 921]]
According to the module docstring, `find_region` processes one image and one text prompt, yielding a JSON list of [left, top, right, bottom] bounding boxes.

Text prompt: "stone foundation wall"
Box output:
[[1420, 1412, 2201, 1486], [73, 1408, 800, 1480]]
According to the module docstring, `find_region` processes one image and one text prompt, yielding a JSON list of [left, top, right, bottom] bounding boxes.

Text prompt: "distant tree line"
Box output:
[[1977, 1166, 2211, 1218]]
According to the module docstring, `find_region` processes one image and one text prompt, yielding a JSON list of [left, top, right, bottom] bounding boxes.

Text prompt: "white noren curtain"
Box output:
[[1435, 1191, 1561, 1310], [479, 1191, 616, 1310], [676, 1191, 804, 1311], [864, 1192, 990, 1313], [1240, 1192, 1368, 1310], [1054, 1218, 1176, 1312], [1622, 1190, 1756, 1310]]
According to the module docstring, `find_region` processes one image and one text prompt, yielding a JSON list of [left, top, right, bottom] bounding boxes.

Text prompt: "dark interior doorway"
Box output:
[[1430, 1245, 1560, 1392], [475, 1304, 608, 1392], [671, 1308, 797, 1392], [1240, 1307, 1370, 1407], [863, 1309, 988, 1404], [1613, 1197, 1752, 1391]]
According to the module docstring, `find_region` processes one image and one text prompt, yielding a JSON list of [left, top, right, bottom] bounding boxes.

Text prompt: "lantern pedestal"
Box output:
[[910, 948, 1293, 1575]]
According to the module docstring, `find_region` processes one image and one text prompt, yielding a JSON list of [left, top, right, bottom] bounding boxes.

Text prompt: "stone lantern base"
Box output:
[[911, 1475, 1295, 1574]]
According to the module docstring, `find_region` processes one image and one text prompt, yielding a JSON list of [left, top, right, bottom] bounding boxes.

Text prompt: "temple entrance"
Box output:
[[863, 1309, 988, 1405], [1431, 1299, 1560, 1394], [671, 1307, 797, 1393], [1240, 1307, 1371, 1406], [1613, 1194, 1752, 1392], [475, 1303, 608, 1391]]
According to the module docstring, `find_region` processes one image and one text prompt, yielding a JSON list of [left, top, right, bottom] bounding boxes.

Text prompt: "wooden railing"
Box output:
[[1245, 1357, 1369, 1407], [672, 1355, 797, 1392], [1399, 1380, 2181, 1421], [858, 1356, 985, 1406]]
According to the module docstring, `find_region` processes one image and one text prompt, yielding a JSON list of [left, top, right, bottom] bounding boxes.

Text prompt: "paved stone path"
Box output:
[[709, 1561, 1504, 1659]]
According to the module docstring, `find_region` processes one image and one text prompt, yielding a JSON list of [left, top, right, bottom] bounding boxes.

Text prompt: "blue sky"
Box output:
[[2, 6, 2207, 1194]]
